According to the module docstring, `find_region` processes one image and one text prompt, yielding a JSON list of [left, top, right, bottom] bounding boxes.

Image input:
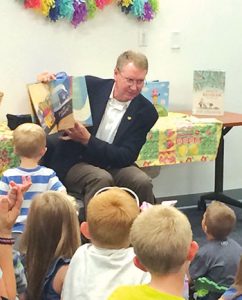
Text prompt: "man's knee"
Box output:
[[92, 169, 114, 186], [132, 169, 152, 187]]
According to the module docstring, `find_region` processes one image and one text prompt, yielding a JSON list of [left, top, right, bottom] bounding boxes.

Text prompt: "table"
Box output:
[[137, 112, 222, 167], [182, 111, 242, 210], [1, 112, 240, 211], [0, 122, 19, 176]]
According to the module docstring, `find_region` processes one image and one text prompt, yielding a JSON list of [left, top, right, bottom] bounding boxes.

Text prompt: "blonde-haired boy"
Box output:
[[62, 187, 150, 300], [108, 205, 198, 300], [0, 123, 66, 233], [189, 201, 242, 289]]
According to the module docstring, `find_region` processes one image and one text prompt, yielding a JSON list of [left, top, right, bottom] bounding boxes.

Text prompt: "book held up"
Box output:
[[28, 72, 93, 134], [192, 70, 225, 116]]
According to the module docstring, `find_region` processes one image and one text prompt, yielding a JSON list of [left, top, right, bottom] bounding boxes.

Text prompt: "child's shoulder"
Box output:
[[36, 165, 57, 175], [226, 237, 242, 246], [200, 238, 242, 254], [75, 244, 135, 257], [196, 240, 223, 256], [2, 167, 21, 176]]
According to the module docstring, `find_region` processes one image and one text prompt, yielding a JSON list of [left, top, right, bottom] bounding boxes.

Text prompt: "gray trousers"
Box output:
[[65, 162, 155, 207]]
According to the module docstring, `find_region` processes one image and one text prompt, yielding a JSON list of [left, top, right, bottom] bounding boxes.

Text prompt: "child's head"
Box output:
[[21, 191, 80, 257], [20, 191, 80, 300], [83, 187, 140, 249], [202, 201, 236, 240], [130, 205, 197, 276], [13, 123, 46, 158]]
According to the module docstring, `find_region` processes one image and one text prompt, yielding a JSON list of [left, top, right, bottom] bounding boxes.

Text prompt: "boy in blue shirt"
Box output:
[[189, 201, 242, 299], [0, 123, 66, 234]]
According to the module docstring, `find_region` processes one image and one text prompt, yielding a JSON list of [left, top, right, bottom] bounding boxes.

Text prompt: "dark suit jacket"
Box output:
[[43, 76, 159, 181]]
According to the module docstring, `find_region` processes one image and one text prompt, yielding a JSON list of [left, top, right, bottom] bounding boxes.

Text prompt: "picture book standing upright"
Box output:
[[192, 70, 225, 116], [141, 80, 169, 117]]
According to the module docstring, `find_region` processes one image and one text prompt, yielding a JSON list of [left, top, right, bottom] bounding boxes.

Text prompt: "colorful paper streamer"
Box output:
[[19, 0, 159, 27]]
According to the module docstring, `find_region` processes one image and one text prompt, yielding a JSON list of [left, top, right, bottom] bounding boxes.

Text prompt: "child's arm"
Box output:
[[189, 247, 209, 281], [0, 187, 23, 300], [53, 265, 69, 296], [48, 171, 66, 193]]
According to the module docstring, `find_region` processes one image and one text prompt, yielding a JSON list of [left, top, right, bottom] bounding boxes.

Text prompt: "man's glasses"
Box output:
[[119, 72, 145, 87]]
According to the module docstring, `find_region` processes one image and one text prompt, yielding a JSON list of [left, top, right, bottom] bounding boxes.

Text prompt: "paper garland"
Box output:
[[18, 0, 159, 27]]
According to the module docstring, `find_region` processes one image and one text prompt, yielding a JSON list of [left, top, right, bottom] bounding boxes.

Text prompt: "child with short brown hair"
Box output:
[[62, 187, 150, 300], [189, 201, 242, 291]]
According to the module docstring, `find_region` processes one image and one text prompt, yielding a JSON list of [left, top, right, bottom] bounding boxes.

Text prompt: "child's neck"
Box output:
[[149, 268, 186, 298], [206, 233, 215, 241], [20, 157, 39, 169]]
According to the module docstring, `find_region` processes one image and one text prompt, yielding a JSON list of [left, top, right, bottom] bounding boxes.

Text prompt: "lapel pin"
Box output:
[[127, 116, 132, 120]]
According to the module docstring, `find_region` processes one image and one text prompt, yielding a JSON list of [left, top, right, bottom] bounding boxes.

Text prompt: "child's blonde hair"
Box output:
[[13, 123, 46, 158], [87, 187, 139, 248], [20, 191, 81, 300], [130, 205, 192, 275], [204, 201, 236, 240]]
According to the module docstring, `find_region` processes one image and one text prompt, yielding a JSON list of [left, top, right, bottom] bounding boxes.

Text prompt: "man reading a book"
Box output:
[[38, 50, 158, 211]]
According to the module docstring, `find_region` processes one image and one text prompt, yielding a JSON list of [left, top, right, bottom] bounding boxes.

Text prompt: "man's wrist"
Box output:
[[0, 231, 12, 239]]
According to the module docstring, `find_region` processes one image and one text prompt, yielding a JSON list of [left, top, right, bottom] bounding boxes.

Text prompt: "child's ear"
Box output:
[[40, 147, 47, 156], [187, 241, 199, 261], [133, 256, 147, 272], [80, 222, 91, 239]]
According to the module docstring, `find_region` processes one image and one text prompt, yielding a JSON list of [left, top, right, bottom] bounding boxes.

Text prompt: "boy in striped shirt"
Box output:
[[0, 123, 66, 234]]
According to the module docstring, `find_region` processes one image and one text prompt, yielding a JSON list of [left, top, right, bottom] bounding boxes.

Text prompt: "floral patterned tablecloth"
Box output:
[[137, 112, 222, 167], [0, 113, 222, 176], [0, 122, 19, 176]]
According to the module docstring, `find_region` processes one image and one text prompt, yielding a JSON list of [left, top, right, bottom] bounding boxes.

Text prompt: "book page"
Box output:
[[28, 83, 57, 134]]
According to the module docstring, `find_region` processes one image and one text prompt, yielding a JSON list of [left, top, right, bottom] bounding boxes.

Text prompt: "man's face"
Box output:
[[113, 62, 147, 102]]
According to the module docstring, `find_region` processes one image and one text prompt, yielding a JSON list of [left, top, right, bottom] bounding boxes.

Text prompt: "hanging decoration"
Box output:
[[19, 0, 159, 27]]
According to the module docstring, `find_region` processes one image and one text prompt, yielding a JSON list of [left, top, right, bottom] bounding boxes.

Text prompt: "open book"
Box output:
[[28, 72, 93, 134]]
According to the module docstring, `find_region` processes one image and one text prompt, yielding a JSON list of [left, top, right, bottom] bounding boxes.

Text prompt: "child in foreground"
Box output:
[[62, 187, 150, 300], [20, 191, 81, 300], [0, 123, 66, 233], [189, 201, 242, 293], [108, 205, 198, 299]]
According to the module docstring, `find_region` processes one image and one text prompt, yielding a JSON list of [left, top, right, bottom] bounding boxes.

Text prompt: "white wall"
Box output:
[[1, 1, 242, 198]]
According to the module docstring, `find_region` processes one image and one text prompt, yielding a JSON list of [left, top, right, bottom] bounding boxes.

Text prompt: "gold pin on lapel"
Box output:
[[127, 116, 132, 120]]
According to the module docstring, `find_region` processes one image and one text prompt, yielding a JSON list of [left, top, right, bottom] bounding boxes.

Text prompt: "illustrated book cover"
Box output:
[[28, 72, 92, 134], [141, 81, 169, 117], [192, 70, 225, 116]]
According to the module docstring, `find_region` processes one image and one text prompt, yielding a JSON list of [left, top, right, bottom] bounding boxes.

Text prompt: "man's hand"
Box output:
[[61, 122, 91, 145], [8, 176, 32, 209], [0, 187, 23, 235], [37, 72, 56, 83]]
